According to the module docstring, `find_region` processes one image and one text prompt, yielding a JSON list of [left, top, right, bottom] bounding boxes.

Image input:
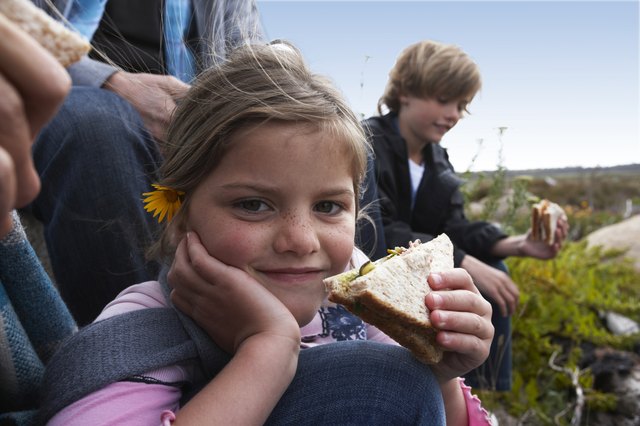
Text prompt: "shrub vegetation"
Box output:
[[460, 164, 640, 423]]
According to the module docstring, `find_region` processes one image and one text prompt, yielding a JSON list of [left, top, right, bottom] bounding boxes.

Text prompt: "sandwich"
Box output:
[[0, 0, 91, 66], [531, 199, 565, 245], [324, 233, 454, 364]]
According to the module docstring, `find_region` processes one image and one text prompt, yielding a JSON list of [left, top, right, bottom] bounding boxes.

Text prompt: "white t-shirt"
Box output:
[[408, 158, 425, 209]]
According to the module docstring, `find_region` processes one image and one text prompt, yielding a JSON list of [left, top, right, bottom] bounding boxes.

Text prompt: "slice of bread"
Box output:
[[324, 234, 454, 364], [531, 199, 565, 245], [0, 0, 90, 66]]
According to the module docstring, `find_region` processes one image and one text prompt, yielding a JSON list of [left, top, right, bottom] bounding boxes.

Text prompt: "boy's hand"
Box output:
[[425, 268, 494, 383], [168, 232, 301, 354], [461, 254, 519, 317], [522, 215, 570, 259]]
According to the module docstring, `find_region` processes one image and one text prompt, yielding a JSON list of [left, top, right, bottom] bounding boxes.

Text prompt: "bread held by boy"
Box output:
[[531, 199, 565, 245]]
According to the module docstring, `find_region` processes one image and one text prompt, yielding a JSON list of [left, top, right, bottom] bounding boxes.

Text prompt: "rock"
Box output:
[[466, 189, 533, 222], [586, 214, 640, 272], [604, 311, 640, 336], [589, 349, 640, 426]]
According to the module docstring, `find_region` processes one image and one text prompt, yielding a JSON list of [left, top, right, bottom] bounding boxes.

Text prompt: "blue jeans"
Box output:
[[28, 87, 163, 325], [267, 341, 445, 425], [462, 260, 513, 391]]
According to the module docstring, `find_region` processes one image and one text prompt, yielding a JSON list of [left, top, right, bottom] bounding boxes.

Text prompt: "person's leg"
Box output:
[[29, 87, 163, 326], [266, 341, 445, 425], [463, 261, 513, 391]]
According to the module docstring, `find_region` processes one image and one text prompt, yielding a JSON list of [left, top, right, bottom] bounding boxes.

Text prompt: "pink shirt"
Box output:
[[48, 248, 491, 425]]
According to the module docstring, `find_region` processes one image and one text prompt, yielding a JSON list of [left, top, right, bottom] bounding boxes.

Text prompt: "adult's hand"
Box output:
[[0, 13, 70, 237], [461, 254, 519, 317], [104, 71, 190, 146]]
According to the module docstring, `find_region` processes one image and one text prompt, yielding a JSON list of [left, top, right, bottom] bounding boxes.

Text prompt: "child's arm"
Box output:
[[490, 214, 569, 260], [424, 269, 494, 425], [174, 334, 298, 425], [169, 232, 301, 424]]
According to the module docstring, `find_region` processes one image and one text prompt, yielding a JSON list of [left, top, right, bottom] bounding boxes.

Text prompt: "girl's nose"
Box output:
[[273, 212, 320, 255]]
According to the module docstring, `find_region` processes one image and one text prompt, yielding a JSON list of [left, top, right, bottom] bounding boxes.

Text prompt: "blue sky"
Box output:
[[257, 1, 639, 172]]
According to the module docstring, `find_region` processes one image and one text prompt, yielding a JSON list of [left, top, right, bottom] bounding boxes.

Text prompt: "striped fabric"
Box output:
[[66, 0, 107, 40], [67, 0, 196, 82], [164, 0, 197, 82]]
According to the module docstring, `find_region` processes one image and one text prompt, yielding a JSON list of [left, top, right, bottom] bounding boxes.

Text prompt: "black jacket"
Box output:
[[364, 113, 507, 267]]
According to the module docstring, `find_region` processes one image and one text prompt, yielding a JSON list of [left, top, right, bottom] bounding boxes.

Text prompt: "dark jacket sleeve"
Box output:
[[367, 115, 507, 267], [417, 145, 508, 265]]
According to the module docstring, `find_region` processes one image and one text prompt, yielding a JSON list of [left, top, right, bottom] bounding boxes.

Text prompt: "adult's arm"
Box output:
[[67, 56, 118, 87], [31, 0, 189, 144], [102, 71, 190, 144]]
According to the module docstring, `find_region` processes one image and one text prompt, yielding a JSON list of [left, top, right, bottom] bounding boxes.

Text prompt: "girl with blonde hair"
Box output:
[[40, 41, 494, 425]]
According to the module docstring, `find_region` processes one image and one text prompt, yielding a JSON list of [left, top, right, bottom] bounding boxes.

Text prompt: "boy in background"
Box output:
[[365, 40, 568, 390]]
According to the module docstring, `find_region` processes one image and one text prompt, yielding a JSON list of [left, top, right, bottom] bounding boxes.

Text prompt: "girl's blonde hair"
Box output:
[[153, 40, 371, 259], [378, 40, 482, 115]]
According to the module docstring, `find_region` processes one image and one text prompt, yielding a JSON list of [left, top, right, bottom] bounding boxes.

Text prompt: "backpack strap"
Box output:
[[37, 305, 229, 423]]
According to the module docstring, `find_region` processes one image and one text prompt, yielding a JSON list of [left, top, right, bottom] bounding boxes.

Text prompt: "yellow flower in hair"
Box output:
[[142, 184, 185, 223]]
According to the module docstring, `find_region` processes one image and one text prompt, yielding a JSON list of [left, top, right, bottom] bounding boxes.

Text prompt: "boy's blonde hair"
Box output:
[[378, 40, 481, 114], [154, 40, 371, 258]]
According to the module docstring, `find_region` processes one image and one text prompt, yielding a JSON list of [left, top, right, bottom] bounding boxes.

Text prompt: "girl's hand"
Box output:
[[425, 269, 494, 383], [170, 233, 301, 424], [168, 232, 301, 354]]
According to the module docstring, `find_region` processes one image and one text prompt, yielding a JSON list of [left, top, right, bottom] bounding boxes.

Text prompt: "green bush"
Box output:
[[457, 150, 640, 421], [476, 242, 640, 424]]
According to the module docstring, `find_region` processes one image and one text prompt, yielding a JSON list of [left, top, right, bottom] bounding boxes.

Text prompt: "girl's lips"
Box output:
[[260, 268, 325, 285]]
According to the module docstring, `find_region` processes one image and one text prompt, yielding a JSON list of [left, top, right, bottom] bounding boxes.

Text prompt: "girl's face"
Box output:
[[187, 121, 357, 326], [398, 94, 468, 144]]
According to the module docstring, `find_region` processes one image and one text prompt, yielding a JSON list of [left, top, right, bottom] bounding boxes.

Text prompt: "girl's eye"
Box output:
[[237, 199, 269, 212], [315, 201, 342, 215]]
